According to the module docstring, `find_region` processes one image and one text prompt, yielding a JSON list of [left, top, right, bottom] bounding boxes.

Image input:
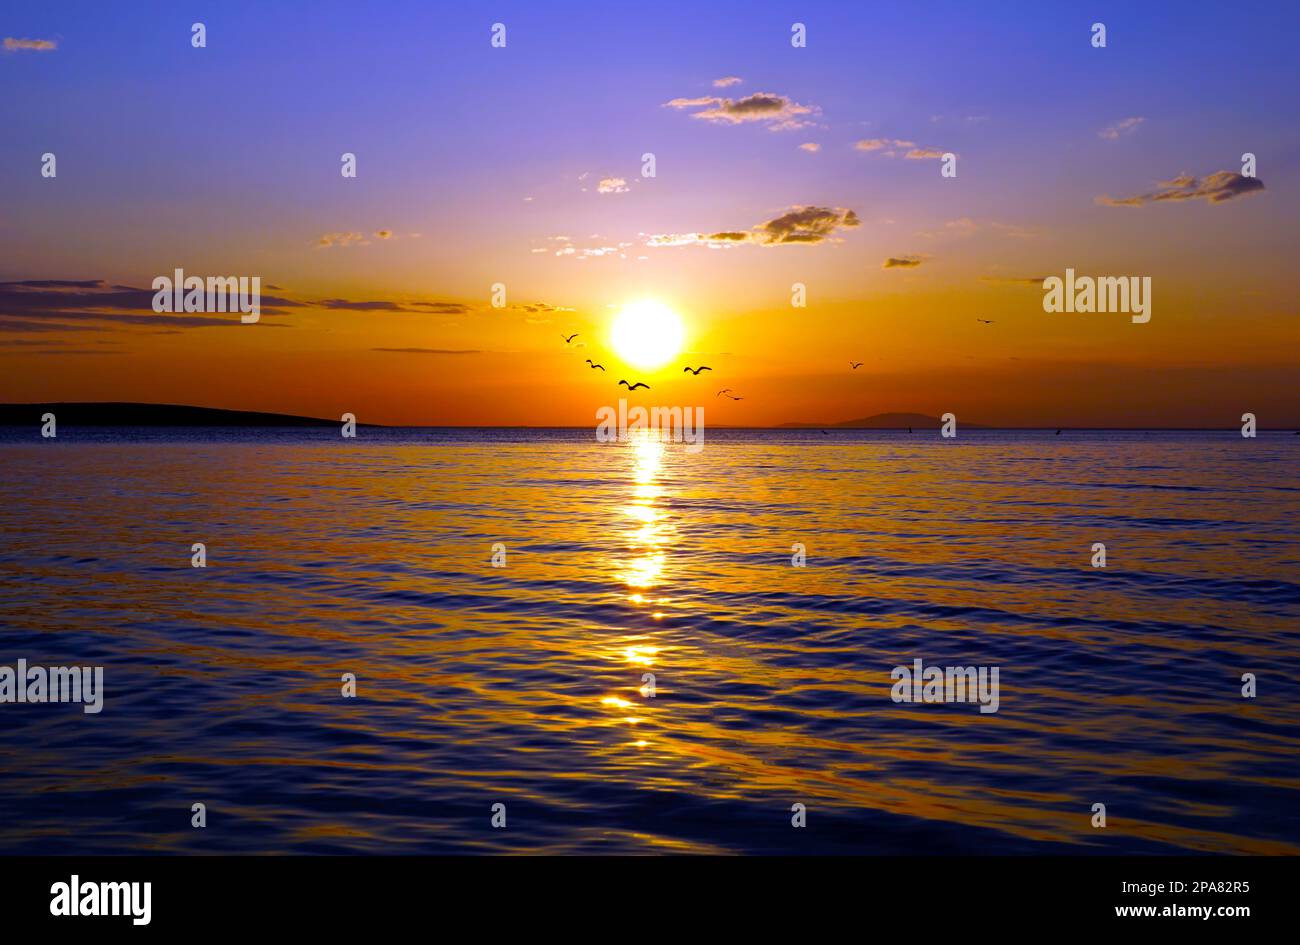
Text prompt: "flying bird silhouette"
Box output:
[[715, 388, 733, 397], [976, 319, 995, 325], [562, 333, 579, 344], [683, 365, 713, 375], [850, 361, 863, 370], [585, 359, 604, 371], [618, 380, 650, 391]]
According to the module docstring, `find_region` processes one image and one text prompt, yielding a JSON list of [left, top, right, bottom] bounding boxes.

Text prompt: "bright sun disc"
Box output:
[[611, 300, 684, 370]]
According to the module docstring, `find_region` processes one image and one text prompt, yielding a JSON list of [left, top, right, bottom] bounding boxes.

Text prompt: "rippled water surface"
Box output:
[[0, 428, 1297, 854]]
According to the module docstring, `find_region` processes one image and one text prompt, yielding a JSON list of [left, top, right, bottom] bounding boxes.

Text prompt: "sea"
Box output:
[[0, 428, 1296, 854]]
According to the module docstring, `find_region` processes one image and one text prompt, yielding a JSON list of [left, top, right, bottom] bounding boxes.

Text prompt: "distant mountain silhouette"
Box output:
[[779, 412, 988, 429], [0, 402, 364, 427]]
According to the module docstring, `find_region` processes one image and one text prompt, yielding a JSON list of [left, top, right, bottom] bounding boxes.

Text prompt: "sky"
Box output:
[[1, 0, 1297, 426]]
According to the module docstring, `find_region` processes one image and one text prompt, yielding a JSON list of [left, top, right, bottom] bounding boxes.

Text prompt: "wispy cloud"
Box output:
[[855, 138, 950, 159], [0, 279, 299, 330], [799, 142, 821, 152], [315, 231, 365, 248], [545, 236, 635, 258], [3, 37, 57, 52], [646, 206, 860, 248], [712, 76, 743, 87], [665, 91, 818, 131], [979, 275, 1048, 286], [1098, 116, 1144, 141], [372, 348, 482, 355], [1097, 170, 1265, 207], [883, 255, 925, 269], [597, 177, 629, 194], [0, 279, 479, 332]]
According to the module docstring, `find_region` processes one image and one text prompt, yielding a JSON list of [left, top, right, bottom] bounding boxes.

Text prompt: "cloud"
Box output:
[[332, 299, 471, 315], [373, 229, 394, 240], [3, 37, 57, 52], [882, 256, 925, 269], [372, 348, 482, 355], [1097, 170, 1265, 207], [515, 302, 574, 314], [1099, 117, 1144, 141], [315, 231, 365, 248], [855, 138, 949, 159], [713, 76, 743, 87], [0, 279, 300, 330], [548, 239, 635, 258], [855, 138, 909, 151], [665, 91, 818, 131], [0, 278, 481, 331], [0, 347, 125, 355], [0, 318, 110, 333], [799, 142, 821, 152], [646, 206, 859, 248], [757, 206, 860, 244], [406, 301, 472, 314], [313, 296, 467, 314], [317, 299, 404, 311], [597, 177, 629, 194], [979, 275, 1048, 286]]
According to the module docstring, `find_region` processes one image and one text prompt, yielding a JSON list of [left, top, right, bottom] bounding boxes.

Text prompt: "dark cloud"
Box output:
[[406, 301, 473, 314], [0, 318, 109, 333], [3, 279, 105, 289], [647, 206, 859, 248], [1097, 171, 1265, 207], [0, 280, 484, 335], [883, 256, 924, 268], [979, 276, 1047, 286], [317, 299, 406, 311], [0, 281, 301, 319], [665, 91, 817, 131]]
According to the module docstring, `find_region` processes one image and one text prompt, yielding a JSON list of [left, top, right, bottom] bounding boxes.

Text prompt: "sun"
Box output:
[[610, 300, 685, 370]]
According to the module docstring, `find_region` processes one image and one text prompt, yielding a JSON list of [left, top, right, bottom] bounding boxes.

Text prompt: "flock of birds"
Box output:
[[562, 319, 1080, 434], [558, 319, 1300, 436], [565, 332, 742, 398]]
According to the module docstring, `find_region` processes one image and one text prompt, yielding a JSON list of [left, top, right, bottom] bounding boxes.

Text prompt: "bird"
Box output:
[[976, 319, 994, 325], [850, 361, 863, 370], [562, 333, 579, 344], [683, 365, 713, 375], [619, 380, 650, 391], [716, 389, 733, 397], [585, 359, 604, 371]]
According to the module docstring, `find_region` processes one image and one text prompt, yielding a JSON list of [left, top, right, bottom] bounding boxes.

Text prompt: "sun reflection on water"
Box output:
[[619, 434, 672, 593]]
